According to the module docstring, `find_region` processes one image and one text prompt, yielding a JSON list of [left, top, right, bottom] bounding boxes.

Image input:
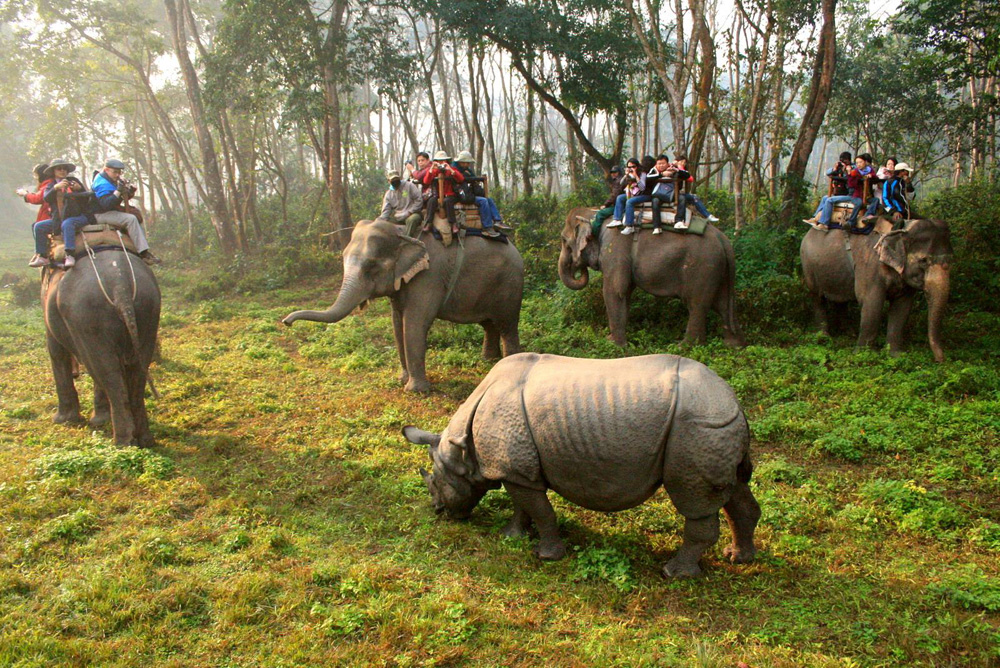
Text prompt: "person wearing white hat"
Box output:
[[380, 168, 424, 237], [39, 159, 93, 268], [422, 150, 465, 233], [452, 150, 504, 238], [882, 162, 915, 225], [92, 159, 160, 265]]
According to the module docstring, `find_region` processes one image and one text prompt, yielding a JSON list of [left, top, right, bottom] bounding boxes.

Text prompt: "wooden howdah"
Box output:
[[48, 223, 137, 262]]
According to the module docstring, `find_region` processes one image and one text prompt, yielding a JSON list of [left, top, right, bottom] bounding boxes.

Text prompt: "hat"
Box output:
[[610, 165, 622, 174], [44, 159, 76, 177], [893, 162, 912, 173], [433, 150, 451, 162], [385, 169, 401, 181], [32, 163, 49, 179], [105, 158, 126, 170], [455, 150, 474, 164]]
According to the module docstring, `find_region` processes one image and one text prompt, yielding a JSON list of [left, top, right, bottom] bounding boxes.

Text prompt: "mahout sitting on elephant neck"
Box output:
[[404, 352, 760, 577]]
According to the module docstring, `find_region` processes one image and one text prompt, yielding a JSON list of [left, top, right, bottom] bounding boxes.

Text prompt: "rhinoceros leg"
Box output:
[[663, 513, 720, 577], [722, 481, 760, 564], [503, 482, 566, 560], [502, 507, 533, 539]]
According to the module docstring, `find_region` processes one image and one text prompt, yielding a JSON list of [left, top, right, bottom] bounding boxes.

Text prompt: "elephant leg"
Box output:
[[503, 482, 565, 560], [481, 320, 502, 361], [391, 304, 408, 385], [683, 300, 710, 345], [664, 513, 720, 578], [502, 507, 533, 539], [886, 294, 915, 357], [722, 482, 760, 564], [402, 310, 433, 393], [47, 333, 82, 424], [90, 386, 110, 428], [88, 358, 136, 446], [857, 291, 886, 350], [811, 293, 829, 335], [713, 290, 745, 348], [500, 319, 521, 357], [603, 278, 630, 347], [128, 367, 154, 449]]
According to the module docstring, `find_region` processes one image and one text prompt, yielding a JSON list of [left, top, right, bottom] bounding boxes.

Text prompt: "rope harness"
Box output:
[[82, 229, 137, 306]]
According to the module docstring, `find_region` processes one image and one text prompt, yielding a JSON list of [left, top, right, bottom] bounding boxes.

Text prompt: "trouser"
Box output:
[[864, 197, 882, 218], [398, 212, 423, 237], [819, 195, 861, 226], [474, 196, 500, 228], [57, 216, 92, 252], [425, 195, 458, 227], [650, 192, 675, 227], [33, 219, 54, 255], [592, 206, 614, 236], [94, 210, 151, 253], [676, 193, 711, 222], [622, 195, 651, 227]]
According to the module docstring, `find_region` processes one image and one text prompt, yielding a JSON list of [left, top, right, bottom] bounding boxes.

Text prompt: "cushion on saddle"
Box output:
[[49, 224, 137, 261]]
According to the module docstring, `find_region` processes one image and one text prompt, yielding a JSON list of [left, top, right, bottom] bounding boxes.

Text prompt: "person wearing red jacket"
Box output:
[[17, 163, 56, 267], [422, 150, 465, 234]]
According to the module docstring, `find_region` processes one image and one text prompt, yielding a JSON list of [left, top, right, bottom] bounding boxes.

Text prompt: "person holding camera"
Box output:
[[92, 159, 160, 265], [803, 151, 854, 228], [19, 163, 55, 267], [453, 150, 504, 238], [422, 151, 465, 234], [380, 168, 424, 237], [607, 157, 651, 235], [36, 159, 95, 268]]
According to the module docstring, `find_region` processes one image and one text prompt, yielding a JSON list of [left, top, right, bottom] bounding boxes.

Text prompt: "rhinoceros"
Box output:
[[403, 352, 760, 577]]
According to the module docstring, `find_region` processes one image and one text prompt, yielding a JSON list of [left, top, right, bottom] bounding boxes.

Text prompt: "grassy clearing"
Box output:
[[0, 241, 998, 667]]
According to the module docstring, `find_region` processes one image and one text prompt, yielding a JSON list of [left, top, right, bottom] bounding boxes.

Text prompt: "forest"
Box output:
[[1, 0, 999, 665]]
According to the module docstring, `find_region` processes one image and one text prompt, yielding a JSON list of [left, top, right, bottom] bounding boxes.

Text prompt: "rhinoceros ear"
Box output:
[[402, 426, 441, 448]]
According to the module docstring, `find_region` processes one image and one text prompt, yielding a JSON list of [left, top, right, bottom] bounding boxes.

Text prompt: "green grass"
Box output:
[[0, 244, 998, 667]]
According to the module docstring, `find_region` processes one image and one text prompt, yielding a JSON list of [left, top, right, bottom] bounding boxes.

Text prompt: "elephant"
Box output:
[[282, 219, 524, 392], [559, 207, 745, 347], [42, 249, 161, 447], [799, 218, 953, 361], [403, 352, 760, 577]]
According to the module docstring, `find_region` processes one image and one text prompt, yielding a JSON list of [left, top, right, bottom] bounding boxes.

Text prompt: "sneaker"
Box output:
[[802, 215, 820, 225], [28, 254, 50, 267], [607, 220, 623, 228], [620, 226, 635, 235], [494, 220, 512, 231], [674, 221, 689, 230], [63, 254, 76, 268], [816, 223, 829, 231], [707, 214, 720, 222], [482, 228, 500, 238], [451, 225, 459, 234], [861, 215, 877, 224], [652, 227, 662, 235], [140, 250, 163, 266]]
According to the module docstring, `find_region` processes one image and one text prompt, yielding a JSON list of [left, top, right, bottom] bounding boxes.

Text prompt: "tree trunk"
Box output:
[[522, 86, 535, 197], [781, 0, 837, 220]]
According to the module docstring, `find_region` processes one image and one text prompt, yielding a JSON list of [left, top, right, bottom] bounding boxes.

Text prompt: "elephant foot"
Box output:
[[137, 432, 156, 449], [54, 410, 83, 425], [89, 412, 110, 429], [535, 538, 566, 561], [404, 378, 431, 393], [723, 544, 757, 564], [607, 334, 627, 347], [662, 556, 703, 578], [398, 370, 409, 386]]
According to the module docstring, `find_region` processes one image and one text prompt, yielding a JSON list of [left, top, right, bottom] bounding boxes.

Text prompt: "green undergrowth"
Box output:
[[0, 245, 998, 666]]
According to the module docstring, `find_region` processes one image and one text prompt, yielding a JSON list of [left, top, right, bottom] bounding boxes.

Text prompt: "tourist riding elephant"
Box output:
[[43, 250, 161, 447], [282, 219, 523, 392], [800, 219, 953, 362], [559, 208, 745, 347]]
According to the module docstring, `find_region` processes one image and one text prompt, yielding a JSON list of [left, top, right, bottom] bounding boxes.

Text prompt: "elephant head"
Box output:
[[558, 208, 597, 290], [403, 425, 496, 519], [282, 219, 430, 326], [875, 219, 954, 362]]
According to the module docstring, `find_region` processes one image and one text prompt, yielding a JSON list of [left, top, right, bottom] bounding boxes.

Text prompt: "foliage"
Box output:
[[572, 545, 637, 593]]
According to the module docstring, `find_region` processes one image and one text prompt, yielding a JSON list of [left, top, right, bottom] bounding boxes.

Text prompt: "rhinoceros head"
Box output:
[[402, 425, 493, 519]]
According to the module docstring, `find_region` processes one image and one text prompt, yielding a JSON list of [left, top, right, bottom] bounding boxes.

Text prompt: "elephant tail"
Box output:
[[112, 283, 142, 363]]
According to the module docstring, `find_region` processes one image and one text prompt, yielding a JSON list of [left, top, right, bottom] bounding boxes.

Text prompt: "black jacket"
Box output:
[[43, 177, 97, 224], [602, 176, 626, 208]]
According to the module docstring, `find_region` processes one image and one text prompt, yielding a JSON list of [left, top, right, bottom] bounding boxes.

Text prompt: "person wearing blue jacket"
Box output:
[[881, 162, 914, 226], [92, 159, 160, 265]]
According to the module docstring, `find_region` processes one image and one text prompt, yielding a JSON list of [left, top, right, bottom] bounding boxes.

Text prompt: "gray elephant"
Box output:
[[559, 208, 745, 347], [282, 219, 523, 392], [800, 219, 952, 361], [43, 250, 161, 447], [403, 352, 760, 577]]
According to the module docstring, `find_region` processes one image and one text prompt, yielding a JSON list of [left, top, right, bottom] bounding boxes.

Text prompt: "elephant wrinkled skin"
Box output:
[[800, 219, 953, 361], [42, 251, 161, 447], [559, 207, 745, 347], [282, 219, 523, 391], [404, 352, 760, 577]]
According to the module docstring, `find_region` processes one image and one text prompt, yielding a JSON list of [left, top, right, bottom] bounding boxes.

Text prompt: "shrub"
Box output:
[[572, 545, 636, 592]]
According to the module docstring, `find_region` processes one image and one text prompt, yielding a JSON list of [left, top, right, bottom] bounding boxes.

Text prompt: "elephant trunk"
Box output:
[[558, 247, 589, 290], [924, 263, 950, 363], [282, 262, 370, 326]]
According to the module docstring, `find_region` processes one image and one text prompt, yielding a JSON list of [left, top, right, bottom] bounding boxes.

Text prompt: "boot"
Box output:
[[28, 254, 50, 267], [140, 250, 163, 266]]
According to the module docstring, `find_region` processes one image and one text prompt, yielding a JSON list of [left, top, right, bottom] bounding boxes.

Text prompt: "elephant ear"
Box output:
[[877, 230, 908, 274], [572, 220, 591, 264], [393, 230, 430, 290]]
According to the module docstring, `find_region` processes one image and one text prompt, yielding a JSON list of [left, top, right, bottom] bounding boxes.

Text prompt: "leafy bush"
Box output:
[[572, 545, 636, 592], [39, 509, 98, 544], [36, 435, 175, 480], [927, 567, 1000, 612], [858, 479, 966, 537]]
